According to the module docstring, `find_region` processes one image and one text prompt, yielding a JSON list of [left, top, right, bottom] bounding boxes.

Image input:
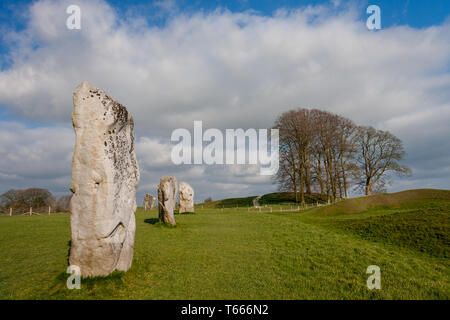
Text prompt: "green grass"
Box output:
[[201, 195, 257, 208], [0, 189, 449, 299], [259, 192, 328, 205], [335, 208, 449, 258], [199, 192, 328, 208]]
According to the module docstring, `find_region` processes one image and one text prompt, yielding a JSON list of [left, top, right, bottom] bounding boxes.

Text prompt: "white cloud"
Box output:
[[1, 0, 449, 131], [136, 137, 173, 169], [0, 121, 74, 196], [214, 182, 250, 191], [154, 0, 177, 13]]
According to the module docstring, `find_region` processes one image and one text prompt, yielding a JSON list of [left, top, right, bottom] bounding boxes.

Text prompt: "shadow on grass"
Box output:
[[67, 240, 71, 265], [55, 269, 125, 282], [144, 218, 159, 224], [144, 218, 177, 228], [51, 269, 126, 296]]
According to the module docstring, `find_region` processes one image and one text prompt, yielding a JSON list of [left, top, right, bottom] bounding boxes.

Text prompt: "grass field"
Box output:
[[0, 189, 448, 299]]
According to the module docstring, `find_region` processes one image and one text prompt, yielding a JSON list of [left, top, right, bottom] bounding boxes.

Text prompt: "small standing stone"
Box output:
[[143, 194, 156, 210], [158, 176, 178, 225], [253, 195, 262, 208], [179, 182, 194, 213]]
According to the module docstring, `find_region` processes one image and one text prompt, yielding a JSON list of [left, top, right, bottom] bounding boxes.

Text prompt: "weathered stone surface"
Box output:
[[158, 176, 178, 225], [179, 182, 194, 213], [69, 81, 140, 277], [143, 194, 156, 210]]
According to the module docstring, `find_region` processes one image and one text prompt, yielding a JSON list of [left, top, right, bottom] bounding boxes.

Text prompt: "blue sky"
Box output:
[[1, 0, 449, 72], [1, 0, 448, 70], [0, 0, 449, 201], [1, 0, 449, 39]]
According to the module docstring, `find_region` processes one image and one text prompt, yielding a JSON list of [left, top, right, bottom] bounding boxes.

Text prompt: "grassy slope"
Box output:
[[297, 189, 450, 258], [201, 192, 328, 208], [0, 189, 448, 299]]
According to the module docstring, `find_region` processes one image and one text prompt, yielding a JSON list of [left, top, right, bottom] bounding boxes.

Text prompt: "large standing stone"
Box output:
[[69, 81, 140, 277], [179, 182, 194, 213], [158, 176, 178, 225], [143, 194, 156, 210]]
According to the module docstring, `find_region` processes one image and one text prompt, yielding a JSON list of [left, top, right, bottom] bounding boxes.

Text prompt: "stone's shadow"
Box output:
[[67, 240, 71, 265], [144, 218, 159, 225]]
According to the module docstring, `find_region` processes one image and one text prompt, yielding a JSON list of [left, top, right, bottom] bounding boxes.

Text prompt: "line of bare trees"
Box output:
[[0, 188, 72, 214], [273, 108, 411, 204]]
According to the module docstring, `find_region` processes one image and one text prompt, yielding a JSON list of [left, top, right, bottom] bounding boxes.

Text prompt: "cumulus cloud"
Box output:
[[0, 121, 74, 196], [0, 0, 449, 201], [136, 137, 173, 170]]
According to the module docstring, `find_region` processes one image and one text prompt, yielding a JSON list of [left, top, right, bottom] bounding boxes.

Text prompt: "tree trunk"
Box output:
[[316, 156, 325, 196], [341, 159, 349, 199], [293, 171, 298, 203], [304, 153, 312, 194], [325, 166, 331, 204], [365, 178, 373, 195], [299, 166, 305, 205]]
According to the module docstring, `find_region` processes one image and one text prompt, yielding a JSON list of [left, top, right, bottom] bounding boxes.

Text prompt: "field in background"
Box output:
[[199, 192, 328, 208], [0, 189, 448, 299]]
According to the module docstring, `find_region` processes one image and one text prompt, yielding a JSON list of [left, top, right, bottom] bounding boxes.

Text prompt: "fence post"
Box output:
[[29, 207, 32, 216], [9, 208, 12, 216], [259, 207, 261, 213], [48, 206, 51, 215], [270, 207, 272, 213]]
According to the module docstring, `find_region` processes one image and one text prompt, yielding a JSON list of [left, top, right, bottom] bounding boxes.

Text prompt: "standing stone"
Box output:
[[158, 176, 177, 225], [253, 195, 262, 208], [69, 81, 140, 277], [179, 182, 194, 213], [143, 194, 156, 210]]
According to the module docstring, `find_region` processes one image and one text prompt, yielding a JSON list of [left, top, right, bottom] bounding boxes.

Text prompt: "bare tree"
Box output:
[[56, 195, 72, 212], [274, 109, 315, 204], [335, 115, 358, 198], [0, 189, 19, 207], [274, 108, 361, 203], [273, 121, 299, 202], [355, 126, 411, 195], [0, 188, 53, 212], [310, 109, 341, 202], [273, 109, 410, 199], [20, 188, 53, 208]]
